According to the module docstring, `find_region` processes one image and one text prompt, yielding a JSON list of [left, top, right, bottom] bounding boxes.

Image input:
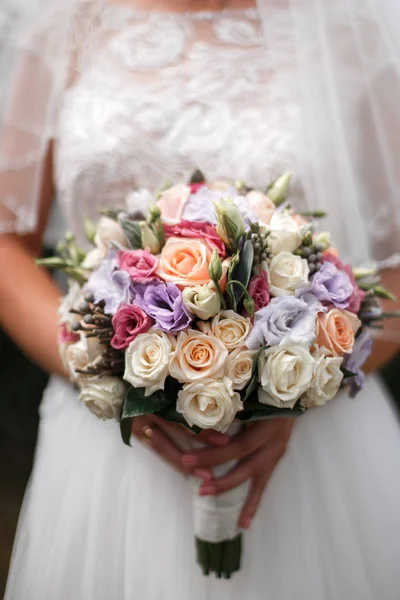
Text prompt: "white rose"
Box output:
[[177, 376, 243, 432], [169, 330, 228, 383], [258, 345, 315, 408], [65, 337, 104, 382], [302, 351, 344, 408], [198, 310, 252, 351], [81, 248, 104, 271], [59, 281, 84, 325], [79, 376, 127, 420], [269, 251, 309, 297], [123, 331, 173, 396], [224, 347, 255, 391], [182, 282, 221, 320], [267, 212, 302, 255], [94, 217, 128, 254]]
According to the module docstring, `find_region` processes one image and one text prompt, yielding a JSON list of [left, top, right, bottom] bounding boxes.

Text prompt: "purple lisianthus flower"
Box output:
[[133, 281, 193, 333], [182, 186, 244, 224], [85, 254, 132, 314], [245, 294, 322, 350], [311, 261, 354, 309], [344, 331, 373, 397]]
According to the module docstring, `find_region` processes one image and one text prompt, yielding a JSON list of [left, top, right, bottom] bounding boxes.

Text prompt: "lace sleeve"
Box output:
[[0, 1, 75, 234]]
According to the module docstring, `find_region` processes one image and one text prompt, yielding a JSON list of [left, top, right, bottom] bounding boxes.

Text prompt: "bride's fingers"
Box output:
[[238, 473, 270, 530], [181, 421, 273, 468], [139, 425, 189, 475], [198, 444, 268, 496]]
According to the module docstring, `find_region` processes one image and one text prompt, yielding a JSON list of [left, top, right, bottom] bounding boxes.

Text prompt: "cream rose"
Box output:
[[94, 216, 128, 254], [65, 337, 104, 382], [302, 351, 344, 408], [182, 282, 221, 320], [224, 347, 255, 391], [59, 280, 84, 325], [177, 376, 243, 432], [267, 212, 302, 255], [269, 251, 309, 297], [316, 309, 361, 357], [79, 376, 127, 420], [123, 331, 173, 396], [169, 330, 228, 383], [198, 310, 252, 351], [246, 190, 276, 225], [258, 345, 315, 408]]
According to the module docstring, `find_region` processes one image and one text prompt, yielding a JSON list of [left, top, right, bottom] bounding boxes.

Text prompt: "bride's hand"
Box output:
[[180, 419, 295, 529], [131, 415, 230, 480]]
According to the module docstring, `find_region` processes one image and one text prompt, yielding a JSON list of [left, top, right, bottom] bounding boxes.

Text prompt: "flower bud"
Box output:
[[267, 172, 292, 206], [313, 231, 332, 250], [182, 282, 221, 320], [84, 218, 97, 244], [208, 249, 223, 282], [140, 222, 161, 254], [214, 197, 245, 249]]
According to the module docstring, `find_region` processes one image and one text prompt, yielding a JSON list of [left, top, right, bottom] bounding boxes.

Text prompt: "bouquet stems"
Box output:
[[191, 422, 248, 578], [195, 534, 242, 579]]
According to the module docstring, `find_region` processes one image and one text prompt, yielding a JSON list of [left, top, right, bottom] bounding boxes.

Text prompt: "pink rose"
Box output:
[[111, 304, 153, 350], [189, 182, 206, 193], [163, 220, 226, 257], [248, 271, 270, 312], [58, 323, 80, 345], [158, 184, 191, 225], [323, 253, 366, 314], [119, 249, 159, 283], [246, 190, 276, 225]]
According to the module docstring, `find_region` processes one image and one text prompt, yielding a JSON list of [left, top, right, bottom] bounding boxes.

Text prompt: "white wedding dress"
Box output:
[[5, 3, 400, 599]]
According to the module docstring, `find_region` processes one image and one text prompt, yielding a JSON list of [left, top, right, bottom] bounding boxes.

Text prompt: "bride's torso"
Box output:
[[54, 2, 304, 244]]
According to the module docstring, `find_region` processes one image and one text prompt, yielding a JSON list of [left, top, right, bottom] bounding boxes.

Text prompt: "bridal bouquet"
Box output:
[[39, 171, 398, 578]]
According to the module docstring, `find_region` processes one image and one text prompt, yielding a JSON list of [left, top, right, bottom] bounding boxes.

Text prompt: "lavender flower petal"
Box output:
[[311, 262, 354, 309], [133, 281, 193, 332], [246, 295, 322, 350], [85, 254, 132, 314]]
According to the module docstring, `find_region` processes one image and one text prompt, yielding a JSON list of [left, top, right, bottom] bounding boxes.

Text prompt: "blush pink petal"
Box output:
[[158, 184, 191, 225]]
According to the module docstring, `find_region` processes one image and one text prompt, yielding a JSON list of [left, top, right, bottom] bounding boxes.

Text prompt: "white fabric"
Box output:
[[5, 375, 400, 599], [192, 422, 250, 543], [3, 3, 400, 598], [0, 0, 400, 263]]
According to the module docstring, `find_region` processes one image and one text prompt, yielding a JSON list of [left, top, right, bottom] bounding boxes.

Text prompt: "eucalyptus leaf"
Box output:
[[229, 240, 254, 307], [119, 218, 143, 250], [98, 208, 123, 221]]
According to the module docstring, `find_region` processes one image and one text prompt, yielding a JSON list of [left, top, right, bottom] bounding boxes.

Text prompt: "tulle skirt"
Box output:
[[5, 375, 400, 599]]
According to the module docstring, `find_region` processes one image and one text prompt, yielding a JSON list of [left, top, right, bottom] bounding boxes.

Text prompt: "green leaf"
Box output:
[[157, 405, 201, 433], [189, 169, 206, 184], [35, 257, 69, 269], [341, 368, 357, 380], [229, 239, 254, 307], [98, 208, 122, 221], [119, 218, 143, 249], [243, 374, 258, 402], [120, 379, 181, 445]]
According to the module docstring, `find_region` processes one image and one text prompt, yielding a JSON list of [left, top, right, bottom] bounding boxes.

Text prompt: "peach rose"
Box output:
[[156, 236, 229, 289], [246, 190, 276, 225], [316, 309, 361, 357]]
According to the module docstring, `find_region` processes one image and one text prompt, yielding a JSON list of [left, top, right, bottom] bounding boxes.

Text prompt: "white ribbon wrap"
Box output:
[[191, 422, 249, 543]]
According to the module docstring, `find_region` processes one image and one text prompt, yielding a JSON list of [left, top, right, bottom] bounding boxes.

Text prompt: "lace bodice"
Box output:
[[55, 2, 303, 245]]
